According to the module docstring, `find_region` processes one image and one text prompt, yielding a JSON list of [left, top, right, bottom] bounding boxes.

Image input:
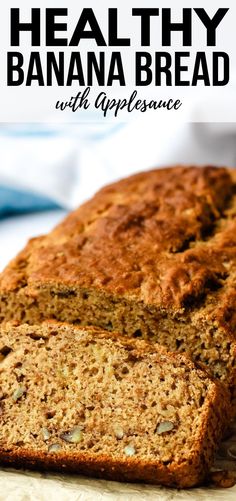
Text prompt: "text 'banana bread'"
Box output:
[[0, 166, 236, 391], [0, 323, 230, 488]]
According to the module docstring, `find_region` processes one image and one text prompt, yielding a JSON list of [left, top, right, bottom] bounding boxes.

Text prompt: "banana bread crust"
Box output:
[[0, 165, 236, 385]]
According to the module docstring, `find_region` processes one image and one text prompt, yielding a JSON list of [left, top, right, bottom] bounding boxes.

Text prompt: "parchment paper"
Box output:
[[1, 422, 236, 501]]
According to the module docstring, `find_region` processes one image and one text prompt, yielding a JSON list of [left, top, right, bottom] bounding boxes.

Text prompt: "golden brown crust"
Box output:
[[0, 448, 212, 488], [1, 165, 236, 313]]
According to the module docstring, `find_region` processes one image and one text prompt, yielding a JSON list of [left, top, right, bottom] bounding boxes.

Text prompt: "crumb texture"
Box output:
[[0, 166, 236, 386], [0, 323, 229, 487]]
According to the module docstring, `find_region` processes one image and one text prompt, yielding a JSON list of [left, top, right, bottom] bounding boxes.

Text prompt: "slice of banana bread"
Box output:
[[0, 165, 236, 391], [0, 322, 230, 488]]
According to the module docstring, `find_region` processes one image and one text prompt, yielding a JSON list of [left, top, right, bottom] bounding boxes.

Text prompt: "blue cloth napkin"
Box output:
[[0, 186, 59, 217], [0, 121, 123, 219]]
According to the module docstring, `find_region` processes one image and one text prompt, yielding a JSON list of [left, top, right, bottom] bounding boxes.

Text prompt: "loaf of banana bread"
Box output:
[[0, 322, 230, 487], [0, 166, 236, 391]]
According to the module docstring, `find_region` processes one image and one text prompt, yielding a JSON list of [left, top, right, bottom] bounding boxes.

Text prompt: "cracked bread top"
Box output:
[[1, 165, 236, 332]]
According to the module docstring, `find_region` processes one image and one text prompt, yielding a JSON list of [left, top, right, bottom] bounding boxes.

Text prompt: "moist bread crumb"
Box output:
[[0, 165, 236, 392], [0, 322, 230, 488]]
